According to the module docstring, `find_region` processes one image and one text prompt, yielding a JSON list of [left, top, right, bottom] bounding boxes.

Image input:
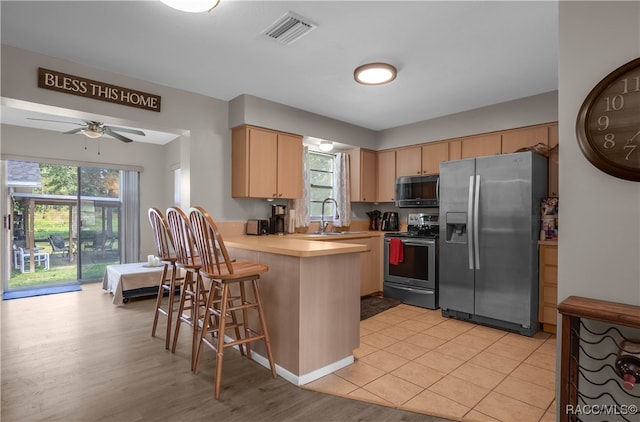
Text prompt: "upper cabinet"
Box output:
[[232, 125, 303, 199], [421, 142, 449, 175], [460, 133, 502, 159], [395, 146, 422, 177], [395, 142, 450, 177], [347, 148, 377, 202], [501, 126, 549, 154], [376, 150, 396, 202]]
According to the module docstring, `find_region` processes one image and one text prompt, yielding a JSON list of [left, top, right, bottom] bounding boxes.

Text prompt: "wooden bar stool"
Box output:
[[166, 206, 208, 370], [148, 208, 182, 349], [188, 206, 277, 399]]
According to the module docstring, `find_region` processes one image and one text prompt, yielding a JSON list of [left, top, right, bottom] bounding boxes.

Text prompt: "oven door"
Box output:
[[384, 237, 436, 290]]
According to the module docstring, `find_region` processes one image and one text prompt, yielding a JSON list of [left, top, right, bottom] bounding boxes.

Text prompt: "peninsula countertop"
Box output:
[[223, 234, 369, 257]]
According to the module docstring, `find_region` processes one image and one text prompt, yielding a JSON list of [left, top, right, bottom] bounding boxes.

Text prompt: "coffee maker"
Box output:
[[269, 204, 286, 235]]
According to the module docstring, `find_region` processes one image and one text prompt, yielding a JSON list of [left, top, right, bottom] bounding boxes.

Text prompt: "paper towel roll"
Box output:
[[288, 209, 296, 233]]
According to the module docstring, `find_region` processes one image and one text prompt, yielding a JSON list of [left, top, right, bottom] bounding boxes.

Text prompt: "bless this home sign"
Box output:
[[38, 67, 161, 112]]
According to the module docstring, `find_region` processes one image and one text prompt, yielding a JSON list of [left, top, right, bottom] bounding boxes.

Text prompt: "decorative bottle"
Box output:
[[615, 339, 640, 390]]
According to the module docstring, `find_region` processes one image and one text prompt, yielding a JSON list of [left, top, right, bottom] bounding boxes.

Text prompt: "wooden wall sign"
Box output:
[[37, 67, 161, 112]]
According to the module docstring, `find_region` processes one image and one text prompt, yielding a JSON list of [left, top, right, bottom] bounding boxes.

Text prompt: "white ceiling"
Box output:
[[0, 0, 558, 145]]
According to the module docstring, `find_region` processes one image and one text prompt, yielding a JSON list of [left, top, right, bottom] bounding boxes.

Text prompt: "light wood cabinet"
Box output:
[[376, 150, 396, 202], [460, 133, 502, 159], [421, 142, 449, 175], [501, 126, 549, 154], [539, 243, 558, 334], [334, 236, 383, 296], [395, 146, 422, 177], [448, 140, 462, 161], [347, 148, 377, 202], [396, 142, 449, 177], [232, 125, 302, 199]]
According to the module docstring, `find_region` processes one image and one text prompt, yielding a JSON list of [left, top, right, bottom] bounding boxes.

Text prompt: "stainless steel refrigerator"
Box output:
[[439, 151, 547, 336]]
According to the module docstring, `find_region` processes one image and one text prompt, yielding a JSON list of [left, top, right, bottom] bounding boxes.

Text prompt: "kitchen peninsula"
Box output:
[[223, 235, 367, 385]]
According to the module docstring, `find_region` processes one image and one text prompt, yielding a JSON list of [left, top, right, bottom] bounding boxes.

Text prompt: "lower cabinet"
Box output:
[[539, 243, 558, 334], [334, 236, 383, 296]]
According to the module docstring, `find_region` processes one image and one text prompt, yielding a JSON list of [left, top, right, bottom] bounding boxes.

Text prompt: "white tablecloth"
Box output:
[[102, 262, 164, 305]]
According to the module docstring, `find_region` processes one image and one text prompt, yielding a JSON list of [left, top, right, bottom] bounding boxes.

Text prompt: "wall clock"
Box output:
[[576, 57, 640, 181]]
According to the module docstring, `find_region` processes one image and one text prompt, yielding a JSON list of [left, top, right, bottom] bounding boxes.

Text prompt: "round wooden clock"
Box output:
[[576, 57, 640, 181]]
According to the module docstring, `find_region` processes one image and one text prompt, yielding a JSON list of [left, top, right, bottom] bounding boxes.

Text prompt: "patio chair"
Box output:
[[48, 235, 70, 257], [14, 245, 50, 273], [84, 232, 106, 252]]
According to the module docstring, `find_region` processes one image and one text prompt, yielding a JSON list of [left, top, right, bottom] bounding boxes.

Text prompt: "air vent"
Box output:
[[263, 12, 317, 45]]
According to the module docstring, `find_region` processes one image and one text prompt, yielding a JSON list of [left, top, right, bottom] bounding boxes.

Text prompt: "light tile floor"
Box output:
[[304, 304, 556, 422]]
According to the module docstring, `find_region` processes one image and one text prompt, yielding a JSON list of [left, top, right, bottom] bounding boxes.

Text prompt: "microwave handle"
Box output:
[[436, 177, 440, 204]]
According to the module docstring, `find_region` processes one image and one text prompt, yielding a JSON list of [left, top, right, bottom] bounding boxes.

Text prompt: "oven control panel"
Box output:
[[407, 213, 439, 237]]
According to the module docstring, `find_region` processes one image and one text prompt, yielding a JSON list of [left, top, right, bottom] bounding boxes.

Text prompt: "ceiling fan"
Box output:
[[27, 118, 145, 143]]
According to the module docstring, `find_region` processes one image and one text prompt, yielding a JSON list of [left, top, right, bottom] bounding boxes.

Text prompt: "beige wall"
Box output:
[[229, 94, 377, 148], [0, 45, 229, 259], [377, 91, 558, 150]]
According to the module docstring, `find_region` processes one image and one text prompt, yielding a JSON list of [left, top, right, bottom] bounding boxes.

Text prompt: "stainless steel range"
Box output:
[[383, 213, 439, 309]]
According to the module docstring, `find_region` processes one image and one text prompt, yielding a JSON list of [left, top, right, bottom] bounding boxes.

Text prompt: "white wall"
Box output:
[[558, 1, 640, 307]]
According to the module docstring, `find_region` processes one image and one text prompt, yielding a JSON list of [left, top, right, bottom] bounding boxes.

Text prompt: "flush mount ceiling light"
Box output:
[[82, 129, 102, 139], [354, 62, 397, 85], [160, 0, 221, 13], [319, 140, 334, 152]]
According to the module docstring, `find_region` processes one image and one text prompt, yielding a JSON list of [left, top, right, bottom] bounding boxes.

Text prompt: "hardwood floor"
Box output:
[[1, 283, 452, 422]]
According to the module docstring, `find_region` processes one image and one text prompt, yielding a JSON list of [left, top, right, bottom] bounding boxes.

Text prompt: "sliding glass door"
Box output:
[[77, 167, 121, 282], [5, 161, 124, 290]]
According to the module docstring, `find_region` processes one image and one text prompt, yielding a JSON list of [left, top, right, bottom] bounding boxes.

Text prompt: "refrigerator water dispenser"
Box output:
[[445, 212, 467, 244]]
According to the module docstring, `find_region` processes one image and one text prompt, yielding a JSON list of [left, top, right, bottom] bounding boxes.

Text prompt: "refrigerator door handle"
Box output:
[[474, 175, 481, 269], [468, 175, 475, 270]]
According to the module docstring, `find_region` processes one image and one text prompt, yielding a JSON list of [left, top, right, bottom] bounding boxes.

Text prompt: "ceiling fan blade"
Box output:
[[103, 127, 133, 143], [104, 125, 145, 136], [27, 117, 84, 126], [64, 128, 84, 135]]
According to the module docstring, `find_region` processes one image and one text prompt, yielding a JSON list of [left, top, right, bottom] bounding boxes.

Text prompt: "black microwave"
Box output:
[[395, 175, 439, 208]]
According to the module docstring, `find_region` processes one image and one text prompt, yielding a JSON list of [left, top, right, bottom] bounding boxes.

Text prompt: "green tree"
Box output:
[[37, 164, 77, 195], [80, 167, 119, 197]]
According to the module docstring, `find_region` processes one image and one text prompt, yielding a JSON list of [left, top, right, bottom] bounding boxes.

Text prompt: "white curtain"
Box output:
[[290, 145, 310, 228], [333, 152, 351, 227], [120, 170, 140, 263]]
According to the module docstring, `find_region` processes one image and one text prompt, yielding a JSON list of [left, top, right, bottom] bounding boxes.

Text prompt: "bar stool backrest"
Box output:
[[165, 207, 197, 268], [188, 206, 234, 276], [148, 208, 174, 261]]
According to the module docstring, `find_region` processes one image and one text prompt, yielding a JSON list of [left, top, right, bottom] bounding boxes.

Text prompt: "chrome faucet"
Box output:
[[321, 198, 339, 233]]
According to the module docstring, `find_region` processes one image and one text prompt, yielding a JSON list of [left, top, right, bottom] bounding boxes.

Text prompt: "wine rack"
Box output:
[[558, 296, 640, 422]]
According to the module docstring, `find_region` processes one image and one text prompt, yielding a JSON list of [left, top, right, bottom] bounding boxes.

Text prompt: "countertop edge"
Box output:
[[225, 235, 368, 258]]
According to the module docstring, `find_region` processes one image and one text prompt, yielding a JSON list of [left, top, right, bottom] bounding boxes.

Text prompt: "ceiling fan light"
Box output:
[[354, 63, 397, 85], [82, 129, 102, 139], [160, 0, 220, 13], [319, 140, 334, 152]]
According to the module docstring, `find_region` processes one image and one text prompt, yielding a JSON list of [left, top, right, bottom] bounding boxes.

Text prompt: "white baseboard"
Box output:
[[223, 335, 354, 386]]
